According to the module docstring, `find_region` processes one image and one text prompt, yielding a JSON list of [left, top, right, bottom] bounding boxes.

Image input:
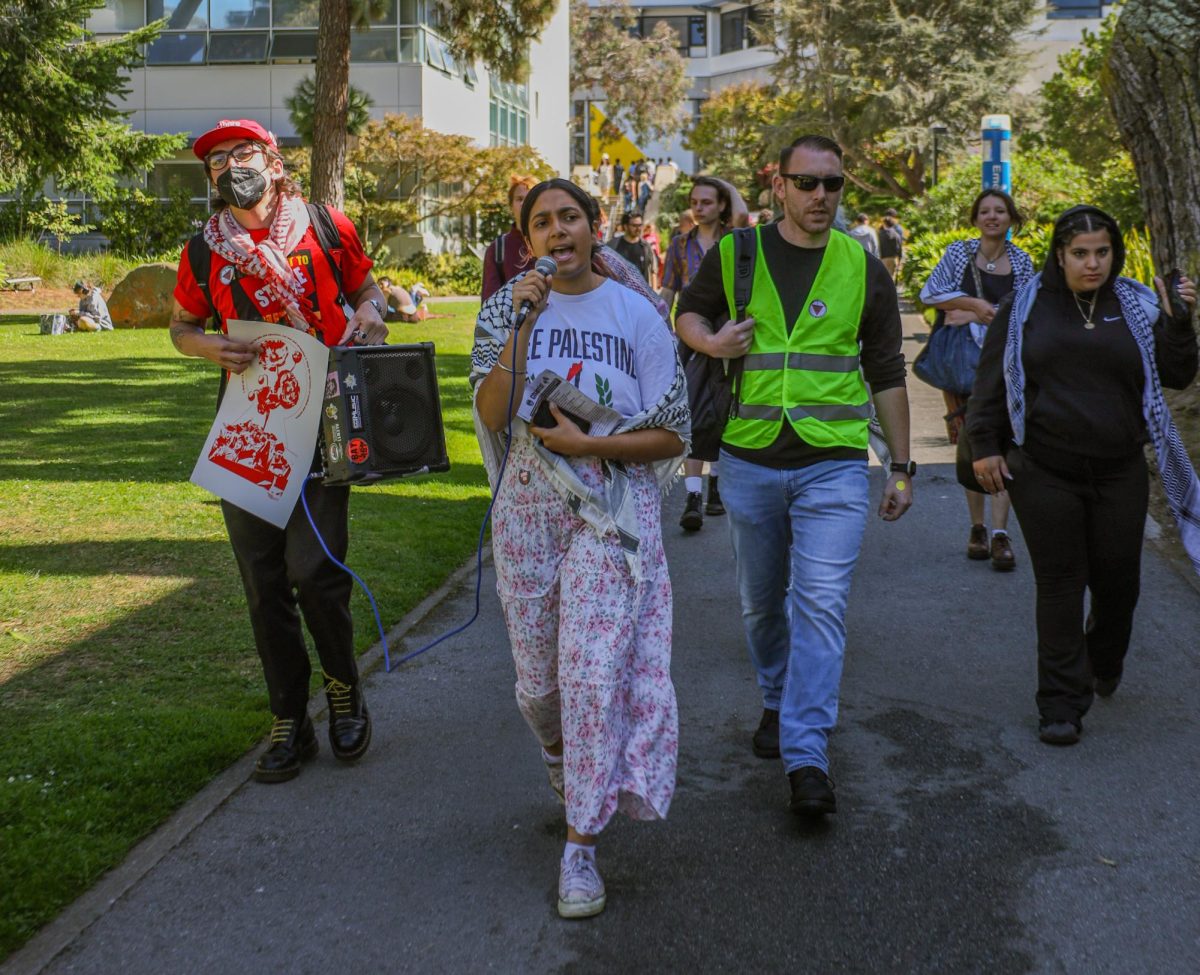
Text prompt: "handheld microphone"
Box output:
[[513, 256, 558, 330]]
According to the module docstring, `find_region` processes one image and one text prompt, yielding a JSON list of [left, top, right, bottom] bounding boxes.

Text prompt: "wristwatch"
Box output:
[[889, 460, 917, 476]]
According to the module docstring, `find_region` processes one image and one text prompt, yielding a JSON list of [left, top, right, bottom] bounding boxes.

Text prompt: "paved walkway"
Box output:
[[6, 313, 1200, 974]]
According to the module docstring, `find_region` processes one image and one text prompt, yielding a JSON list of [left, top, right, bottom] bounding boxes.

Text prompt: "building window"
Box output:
[[1047, 1, 1104, 16], [270, 30, 318, 61], [210, 1, 270, 30], [85, 0, 146, 32], [273, 0, 319, 28], [719, 4, 768, 54], [208, 31, 270, 62], [149, 161, 209, 201], [489, 77, 529, 148], [688, 16, 706, 54], [146, 32, 208, 65]]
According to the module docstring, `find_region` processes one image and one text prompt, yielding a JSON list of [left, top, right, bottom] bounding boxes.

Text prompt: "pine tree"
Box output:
[[770, 0, 1039, 200], [0, 1, 183, 200]]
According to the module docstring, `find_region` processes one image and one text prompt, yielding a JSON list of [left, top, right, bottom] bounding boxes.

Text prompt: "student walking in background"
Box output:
[[921, 189, 1035, 570]]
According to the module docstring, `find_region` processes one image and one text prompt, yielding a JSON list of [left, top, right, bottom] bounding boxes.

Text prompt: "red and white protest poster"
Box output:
[[190, 320, 330, 527]]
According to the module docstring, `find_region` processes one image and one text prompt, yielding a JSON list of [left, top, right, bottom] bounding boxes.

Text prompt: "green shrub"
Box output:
[[388, 251, 482, 296], [0, 240, 180, 290], [98, 189, 200, 257]]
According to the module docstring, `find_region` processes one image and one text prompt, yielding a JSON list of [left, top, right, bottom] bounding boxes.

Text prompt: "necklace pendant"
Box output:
[[985, 262, 997, 272], [1084, 320, 1096, 330]]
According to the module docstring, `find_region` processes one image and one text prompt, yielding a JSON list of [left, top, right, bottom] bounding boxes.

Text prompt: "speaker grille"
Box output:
[[361, 350, 438, 466]]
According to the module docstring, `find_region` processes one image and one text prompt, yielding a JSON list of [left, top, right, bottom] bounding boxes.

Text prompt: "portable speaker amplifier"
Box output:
[[320, 343, 450, 486]]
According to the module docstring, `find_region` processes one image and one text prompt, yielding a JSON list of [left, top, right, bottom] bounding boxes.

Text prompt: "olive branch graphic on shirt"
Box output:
[[594, 374, 613, 407]]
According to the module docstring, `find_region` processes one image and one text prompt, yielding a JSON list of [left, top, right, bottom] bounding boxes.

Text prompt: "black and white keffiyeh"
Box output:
[[920, 237, 1035, 306], [470, 273, 691, 580], [1003, 273, 1200, 574]]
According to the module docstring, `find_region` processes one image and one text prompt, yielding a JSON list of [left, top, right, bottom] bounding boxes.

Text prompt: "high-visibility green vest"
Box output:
[[720, 227, 870, 451]]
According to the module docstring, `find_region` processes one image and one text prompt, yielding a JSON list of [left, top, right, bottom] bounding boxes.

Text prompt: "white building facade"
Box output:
[[576, 0, 1116, 174], [82, 0, 570, 249]]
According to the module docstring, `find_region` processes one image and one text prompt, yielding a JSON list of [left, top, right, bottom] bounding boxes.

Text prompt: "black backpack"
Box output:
[[679, 226, 755, 460], [185, 201, 347, 330]]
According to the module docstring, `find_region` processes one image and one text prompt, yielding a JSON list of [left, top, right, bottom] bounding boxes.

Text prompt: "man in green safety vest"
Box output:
[[675, 134, 914, 818]]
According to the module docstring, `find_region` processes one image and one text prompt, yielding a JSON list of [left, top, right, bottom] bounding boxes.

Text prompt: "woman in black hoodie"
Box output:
[[967, 205, 1198, 745]]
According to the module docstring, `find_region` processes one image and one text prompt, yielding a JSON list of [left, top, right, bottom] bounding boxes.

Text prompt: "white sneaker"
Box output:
[[542, 751, 565, 805], [557, 849, 606, 918]]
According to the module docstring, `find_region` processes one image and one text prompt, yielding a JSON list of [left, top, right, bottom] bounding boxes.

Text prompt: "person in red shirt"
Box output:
[[169, 119, 388, 784], [481, 174, 537, 302]]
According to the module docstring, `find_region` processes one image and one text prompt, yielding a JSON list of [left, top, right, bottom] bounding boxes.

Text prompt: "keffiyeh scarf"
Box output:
[[203, 194, 313, 329], [1003, 273, 1200, 575], [920, 237, 1035, 306], [470, 272, 691, 581]]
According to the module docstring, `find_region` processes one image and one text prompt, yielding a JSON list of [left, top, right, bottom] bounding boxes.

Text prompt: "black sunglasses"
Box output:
[[780, 173, 846, 193]]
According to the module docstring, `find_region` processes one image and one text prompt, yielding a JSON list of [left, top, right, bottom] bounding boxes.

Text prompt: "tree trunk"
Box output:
[[1105, 1, 1200, 276], [311, 0, 350, 209]]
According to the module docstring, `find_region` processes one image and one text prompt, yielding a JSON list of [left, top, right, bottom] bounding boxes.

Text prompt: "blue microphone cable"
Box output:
[[303, 331, 525, 673]]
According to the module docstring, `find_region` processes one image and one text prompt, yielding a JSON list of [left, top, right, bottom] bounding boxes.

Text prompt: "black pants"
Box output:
[[1005, 446, 1147, 725], [222, 481, 357, 720]]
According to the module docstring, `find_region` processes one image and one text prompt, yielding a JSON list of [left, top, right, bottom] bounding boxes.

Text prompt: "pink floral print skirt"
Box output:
[[491, 438, 678, 835]]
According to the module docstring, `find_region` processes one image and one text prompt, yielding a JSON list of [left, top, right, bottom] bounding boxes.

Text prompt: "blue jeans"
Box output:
[[719, 451, 870, 774]]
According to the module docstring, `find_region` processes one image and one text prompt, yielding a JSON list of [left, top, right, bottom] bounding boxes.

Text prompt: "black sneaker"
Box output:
[[253, 715, 319, 783], [789, 766, 836, 816], [752, 708, 780, 759], [705, 476, 725, 516], [324, 672, 372, 762], [680, 491, 703, 532]]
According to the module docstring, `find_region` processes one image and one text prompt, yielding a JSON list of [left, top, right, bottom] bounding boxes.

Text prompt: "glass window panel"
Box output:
[[270, 30, 318, 60], [370, 0, 397, 26], [441, 45, 458, 75], [425, 35, 446, 71], [149, 162, 209, 199], [272, 0, 319, 28], [463, 62, 478, 87], [642, 16, 688, 55], [399, 0, 420, 24], [489, 100, 497, 136], [147, 31, 207, 64], [210, 0, 269, 29], [689, 16, 706, 48], [719, 9, 746, 54], [208, 31, 269, 61], [148, 1, 209, 30], [399, 26, 422, 62], [86, 0, 145, 32], [508, 109, 517, 142], [518, 114, 527, 145], [1048, 0, 1102, 16], [351, 28, 397, 62]]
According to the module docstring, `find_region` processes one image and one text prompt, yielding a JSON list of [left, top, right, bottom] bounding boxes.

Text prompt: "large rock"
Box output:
[[108, 262, 178, 329]]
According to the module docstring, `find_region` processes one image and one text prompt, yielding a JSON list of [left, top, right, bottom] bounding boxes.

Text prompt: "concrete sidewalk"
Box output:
[[7, 313, 1200, 974]]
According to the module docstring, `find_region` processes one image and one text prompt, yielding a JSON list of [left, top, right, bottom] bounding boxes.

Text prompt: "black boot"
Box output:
[[325, 671, 371, 762], [680, 491, 703, 532], [705, 475, 725, 516], [253, 715, 319, 784]]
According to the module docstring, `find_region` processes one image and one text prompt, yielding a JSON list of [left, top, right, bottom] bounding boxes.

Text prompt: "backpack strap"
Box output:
[[185, 231, 219, 331], [305, 202, 347, 301], [727, 226, 758, 417], [493, 233, 506, 279]]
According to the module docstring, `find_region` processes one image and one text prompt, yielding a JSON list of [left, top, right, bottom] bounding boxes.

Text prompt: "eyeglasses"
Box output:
[[205, 142, 261, 171], [779, 173, 846, 193]]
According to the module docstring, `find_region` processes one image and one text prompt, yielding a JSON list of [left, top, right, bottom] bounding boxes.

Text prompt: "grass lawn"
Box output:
[[0, 304, 489, 960]]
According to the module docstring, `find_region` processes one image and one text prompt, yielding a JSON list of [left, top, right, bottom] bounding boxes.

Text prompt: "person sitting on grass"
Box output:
[[69, 280, 113, 331], [377, 276, 430, 323]]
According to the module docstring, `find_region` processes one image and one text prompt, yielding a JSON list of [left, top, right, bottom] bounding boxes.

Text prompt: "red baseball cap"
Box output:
[[193, 119, 278, 161]]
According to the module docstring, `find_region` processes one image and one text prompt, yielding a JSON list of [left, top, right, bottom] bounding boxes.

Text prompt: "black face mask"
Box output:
[[216, 166, 269, 209]]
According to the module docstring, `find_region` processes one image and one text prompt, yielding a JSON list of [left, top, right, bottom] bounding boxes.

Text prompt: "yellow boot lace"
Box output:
[[323, 671, 353, 717], [269, 717, 296, 743]]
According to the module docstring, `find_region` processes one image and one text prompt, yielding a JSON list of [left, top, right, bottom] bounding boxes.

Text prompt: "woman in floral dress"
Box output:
[[471, 178, 690, 919]]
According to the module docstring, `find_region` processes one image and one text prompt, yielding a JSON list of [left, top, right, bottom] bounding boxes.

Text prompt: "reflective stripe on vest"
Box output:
[[720, 228, 869, 451]]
